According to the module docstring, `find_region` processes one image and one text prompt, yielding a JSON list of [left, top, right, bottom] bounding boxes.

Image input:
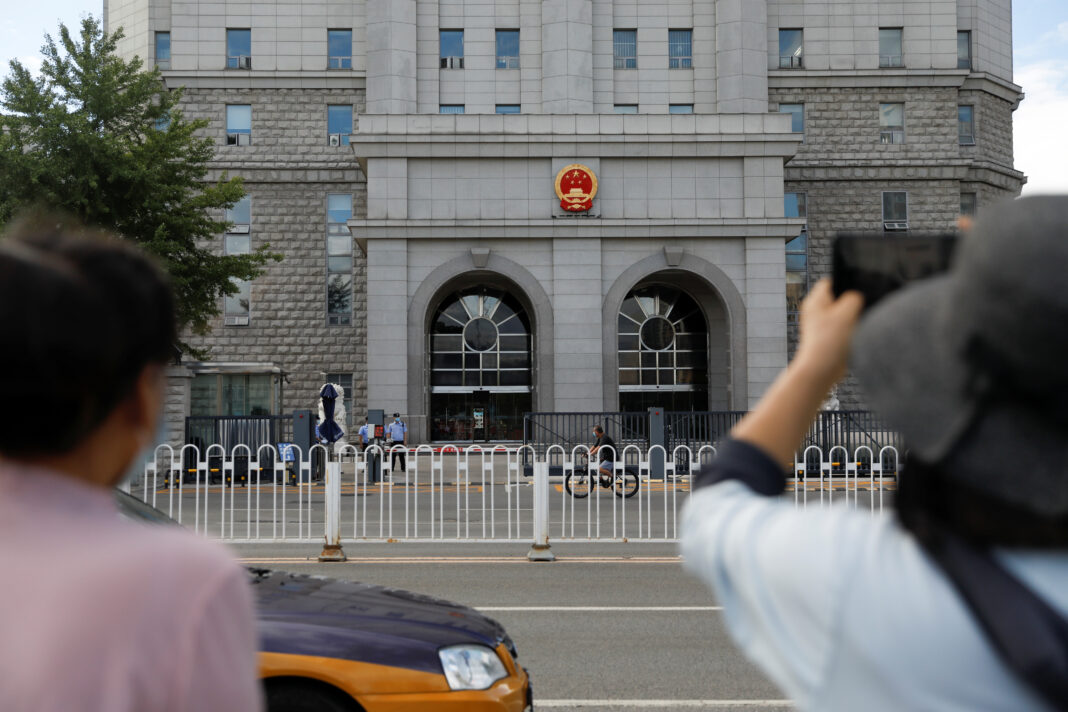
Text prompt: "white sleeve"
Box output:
[[680, 480, 870, 705]]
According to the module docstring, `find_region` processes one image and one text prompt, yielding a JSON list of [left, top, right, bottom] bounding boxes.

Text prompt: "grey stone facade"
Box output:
[[104, 0, 1023, 444]]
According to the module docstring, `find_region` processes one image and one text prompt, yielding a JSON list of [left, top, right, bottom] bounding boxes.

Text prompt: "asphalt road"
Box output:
[[230, 542, 793, 712]]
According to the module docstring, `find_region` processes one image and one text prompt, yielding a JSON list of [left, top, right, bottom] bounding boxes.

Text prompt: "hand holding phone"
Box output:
[[832, 233, 957, 310]]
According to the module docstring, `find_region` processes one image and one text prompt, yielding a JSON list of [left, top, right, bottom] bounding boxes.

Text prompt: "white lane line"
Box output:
[[475, 606, 722, 612], [537, 700, 792, 708]]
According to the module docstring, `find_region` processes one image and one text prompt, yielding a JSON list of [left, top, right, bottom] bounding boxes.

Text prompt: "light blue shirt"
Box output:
[[680, 480, 1068, 711], [357, 424, 369, 443], [385, 420, 407, 442]]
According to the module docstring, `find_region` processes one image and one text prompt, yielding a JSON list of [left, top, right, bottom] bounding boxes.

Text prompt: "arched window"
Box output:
[[430, 287, 532, 440], [618, 285, 708, 411]]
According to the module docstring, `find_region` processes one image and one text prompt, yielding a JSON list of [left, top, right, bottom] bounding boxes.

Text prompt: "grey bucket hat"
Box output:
[[852, 196, 1068, 517]]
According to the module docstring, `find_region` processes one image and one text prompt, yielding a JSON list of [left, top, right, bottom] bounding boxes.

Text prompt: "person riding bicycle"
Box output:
[[590, 425, 616, 487]]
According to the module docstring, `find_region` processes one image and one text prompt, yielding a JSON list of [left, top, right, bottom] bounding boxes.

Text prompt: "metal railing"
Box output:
[[138, 444, 900, 549]]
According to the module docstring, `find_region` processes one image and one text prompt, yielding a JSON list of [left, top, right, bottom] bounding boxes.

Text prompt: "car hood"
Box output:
[[251, 569, 516, 673]]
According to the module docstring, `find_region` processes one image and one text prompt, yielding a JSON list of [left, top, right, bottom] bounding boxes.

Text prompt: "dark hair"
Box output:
[[593, 425, 604, 435], [0, 215, 177, 455]]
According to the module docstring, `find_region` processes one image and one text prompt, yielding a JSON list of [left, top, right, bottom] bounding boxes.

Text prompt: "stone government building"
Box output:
[[104, 0, 1023, 445]]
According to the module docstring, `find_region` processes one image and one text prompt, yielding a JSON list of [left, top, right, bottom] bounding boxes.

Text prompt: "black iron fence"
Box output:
[[524, 409, 903, 476], [179, 415, 319, 486]]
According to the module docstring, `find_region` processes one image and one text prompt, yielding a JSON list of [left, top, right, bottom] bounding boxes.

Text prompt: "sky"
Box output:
[[2, 1, 1066, 196]]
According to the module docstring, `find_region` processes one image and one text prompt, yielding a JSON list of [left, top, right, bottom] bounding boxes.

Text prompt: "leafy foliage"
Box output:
[[0, 17, 281, 355]]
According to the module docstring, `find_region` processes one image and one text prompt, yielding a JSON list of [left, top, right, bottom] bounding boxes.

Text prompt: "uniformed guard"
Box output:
[[385, 413, 407, 474], [356, 418, 370, 452]]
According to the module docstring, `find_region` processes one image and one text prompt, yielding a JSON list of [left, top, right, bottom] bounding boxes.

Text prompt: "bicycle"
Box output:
[[563, 452, 639, 498]]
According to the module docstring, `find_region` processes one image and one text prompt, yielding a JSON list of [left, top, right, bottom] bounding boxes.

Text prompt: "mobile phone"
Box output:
[[832, 232, 957, 310]]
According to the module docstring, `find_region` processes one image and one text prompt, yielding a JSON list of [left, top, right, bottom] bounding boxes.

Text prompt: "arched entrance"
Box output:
[[429, 286, 532, 441], [617, 284, 712, 411]]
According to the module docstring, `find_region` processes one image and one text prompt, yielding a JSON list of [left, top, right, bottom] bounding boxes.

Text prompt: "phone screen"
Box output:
[[832, 233, 957, 310]]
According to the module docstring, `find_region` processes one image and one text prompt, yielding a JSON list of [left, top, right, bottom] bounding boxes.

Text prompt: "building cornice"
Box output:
[[161, 70, 366, 91], [346, 217, 807, 253], [348, 113, 803, 174], [769, 68, 1023, 104]]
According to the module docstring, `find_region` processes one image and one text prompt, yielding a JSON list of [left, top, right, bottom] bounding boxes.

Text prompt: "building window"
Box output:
[[226, 104, 251, 145], [879, 102, 905, 144], [669, 29, 692, 69], [779, 103, 804, 134], [226, 28, 251, 69], [495, 105, 521, 114], [779, 29, 803, 68], [617, 286, 709, 412], [328, 29, 352, 69], [324, 373, 354, 428], [496, 29, 519, 69], [440, 29, 464, 68], [224, 196, 251, 324], [191, 373, 279, 417], [327, 194, 353, 326], [614, 104, 638, 114], [958, 105, 975, 145], [784, 192, 808, 320], [669, 104, 693, 114], [960, 192, 977, 217], [882, 191, 908, 231], [429, 287, 532, 441], [155, 32, 171, 69], [879, 28, 903, 67], [327, 105, 353, 146], [439, 104, 465, 114], [614, 29, 637, 69], [957, 31, 972, 70]]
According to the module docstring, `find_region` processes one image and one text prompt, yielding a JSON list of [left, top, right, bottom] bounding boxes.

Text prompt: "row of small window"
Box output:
[[777, 102, 977, 145], [152, 26, 974, 74], [779, 28, 973, 70], [223, 104, 355, 146], [152, 29, 356, 70], [221, 194, 355, 327], [437, 104, 695, 114], [438, 29, 693, 70]]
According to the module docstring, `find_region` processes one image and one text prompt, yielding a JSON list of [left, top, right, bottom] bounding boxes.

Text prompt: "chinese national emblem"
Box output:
[[555, 164, 598, 212]]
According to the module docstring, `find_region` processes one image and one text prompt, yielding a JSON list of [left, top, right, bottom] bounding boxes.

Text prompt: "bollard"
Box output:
[[527, 460, 555, 562], [319, 458, 347, 562]]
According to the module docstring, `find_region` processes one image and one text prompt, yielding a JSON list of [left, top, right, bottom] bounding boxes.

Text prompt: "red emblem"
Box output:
[[555, 164, 598, 212]]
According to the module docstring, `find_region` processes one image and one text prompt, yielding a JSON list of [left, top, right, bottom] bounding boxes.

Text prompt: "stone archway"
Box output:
[[407, 252, 555, 435], [602, 252, 748, 411]]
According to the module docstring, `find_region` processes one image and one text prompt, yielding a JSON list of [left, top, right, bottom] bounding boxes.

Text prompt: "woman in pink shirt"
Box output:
[[0, 217, 262, 711]]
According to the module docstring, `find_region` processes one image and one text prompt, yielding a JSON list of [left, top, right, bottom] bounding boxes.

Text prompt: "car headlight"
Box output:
[[438, 645, 508, 690]]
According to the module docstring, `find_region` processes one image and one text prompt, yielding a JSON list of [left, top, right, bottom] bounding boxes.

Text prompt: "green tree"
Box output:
[[0, 16, 280, 354]]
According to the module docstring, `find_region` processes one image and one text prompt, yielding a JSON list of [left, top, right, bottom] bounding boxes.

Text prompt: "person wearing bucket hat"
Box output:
[[680, 196, 1068, 712]]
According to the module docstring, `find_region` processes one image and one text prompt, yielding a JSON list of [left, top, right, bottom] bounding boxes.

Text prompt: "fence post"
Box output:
[[319, 454, 347, 562], [648, 407, 665, 479], [527, 460, 555, 562]]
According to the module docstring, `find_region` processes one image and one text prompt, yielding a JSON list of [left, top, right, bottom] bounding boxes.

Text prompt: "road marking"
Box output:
[[238, 555, 682, 564], [475, 606, 722, 612], [537, 701, 792, 708]]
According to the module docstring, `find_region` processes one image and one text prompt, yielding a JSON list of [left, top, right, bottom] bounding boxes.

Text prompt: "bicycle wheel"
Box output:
[[613, 470, 640, 498], [564, 471, 593, 498]]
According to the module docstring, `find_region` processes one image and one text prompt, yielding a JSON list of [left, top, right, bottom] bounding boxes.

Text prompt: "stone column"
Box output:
[[552, 236, 603, 411], [744, 236, 786, 406], [163, 365, 194, 449], [715, 0, 768, 113], [541, 0, 594, 114], [367, 0, 417, 114]]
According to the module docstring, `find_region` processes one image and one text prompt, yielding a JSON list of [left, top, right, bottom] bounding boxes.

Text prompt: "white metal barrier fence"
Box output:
[[137, 444, 899, 546]]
